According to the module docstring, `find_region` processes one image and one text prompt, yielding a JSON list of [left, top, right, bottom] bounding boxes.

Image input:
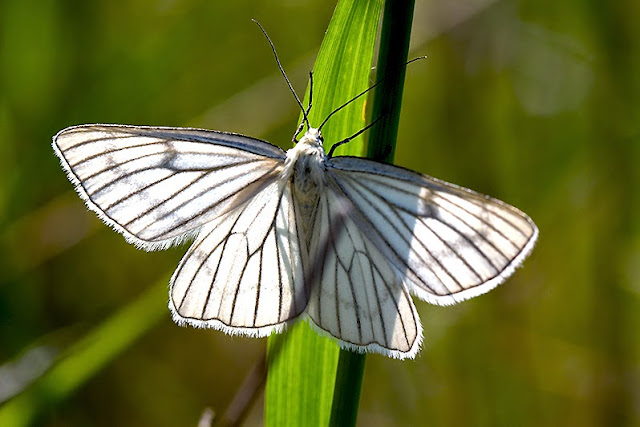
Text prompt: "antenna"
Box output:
[[292, 71, 314, 142], [252, 20, 310, 139], [318, 56, 426, 131], [327, 114, 385, 158]]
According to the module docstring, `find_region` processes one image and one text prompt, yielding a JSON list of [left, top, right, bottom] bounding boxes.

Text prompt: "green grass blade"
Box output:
[[0, 280, 168, 427], [328, 0, 415, 425], [264, 0, 382, 425], [368, 0, 415, 164], [328, 350, 366, 426]]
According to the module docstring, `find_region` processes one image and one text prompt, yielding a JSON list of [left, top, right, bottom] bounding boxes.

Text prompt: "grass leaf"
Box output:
[[0, 281, 168, 426], [264, 0, 383, 425]]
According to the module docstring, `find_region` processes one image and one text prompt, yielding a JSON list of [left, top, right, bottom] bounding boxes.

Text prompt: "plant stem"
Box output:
[[265, 0, 383, 425], [329, 0, 415, 425], [328, 350, 366, 426], [368, 0, 416, 164]]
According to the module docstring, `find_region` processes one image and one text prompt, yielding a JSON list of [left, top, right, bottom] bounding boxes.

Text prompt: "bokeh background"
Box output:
[[1, 0, 638, 425]]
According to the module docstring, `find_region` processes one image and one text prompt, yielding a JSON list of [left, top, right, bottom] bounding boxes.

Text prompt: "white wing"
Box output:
[[52, 124, 286, 249], [327, 157, 538, 306], [169, 179, 309, 335], [305, 184, 422, 359]]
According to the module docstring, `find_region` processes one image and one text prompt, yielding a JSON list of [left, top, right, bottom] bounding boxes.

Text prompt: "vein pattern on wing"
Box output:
[[53, 125, 286, 247], [327, 157, 538, 305], [306, 183, 421, 358], [169, 179, 308, 334]]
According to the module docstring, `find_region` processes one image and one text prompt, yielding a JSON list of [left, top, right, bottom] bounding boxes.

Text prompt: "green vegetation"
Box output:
[[0, 0, 638, 425]]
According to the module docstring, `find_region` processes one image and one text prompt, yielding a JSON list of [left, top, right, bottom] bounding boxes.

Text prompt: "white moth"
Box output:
[[53, 23, 536, 359], [53, 119, 537, 359]]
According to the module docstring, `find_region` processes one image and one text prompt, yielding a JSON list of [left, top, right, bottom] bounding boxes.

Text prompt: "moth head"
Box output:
[[298, 127, 324, 148]]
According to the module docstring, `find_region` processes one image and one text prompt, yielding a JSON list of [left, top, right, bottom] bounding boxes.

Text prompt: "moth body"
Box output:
[[283, 127, 327, 243]]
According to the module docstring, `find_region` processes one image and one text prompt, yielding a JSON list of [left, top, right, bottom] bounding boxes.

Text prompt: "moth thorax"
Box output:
[[283, 128, 327, 194], [294, 151, 325, 192]]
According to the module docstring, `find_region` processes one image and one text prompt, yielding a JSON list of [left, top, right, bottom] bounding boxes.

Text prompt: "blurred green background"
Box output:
[[1, 0, 638, 425]]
